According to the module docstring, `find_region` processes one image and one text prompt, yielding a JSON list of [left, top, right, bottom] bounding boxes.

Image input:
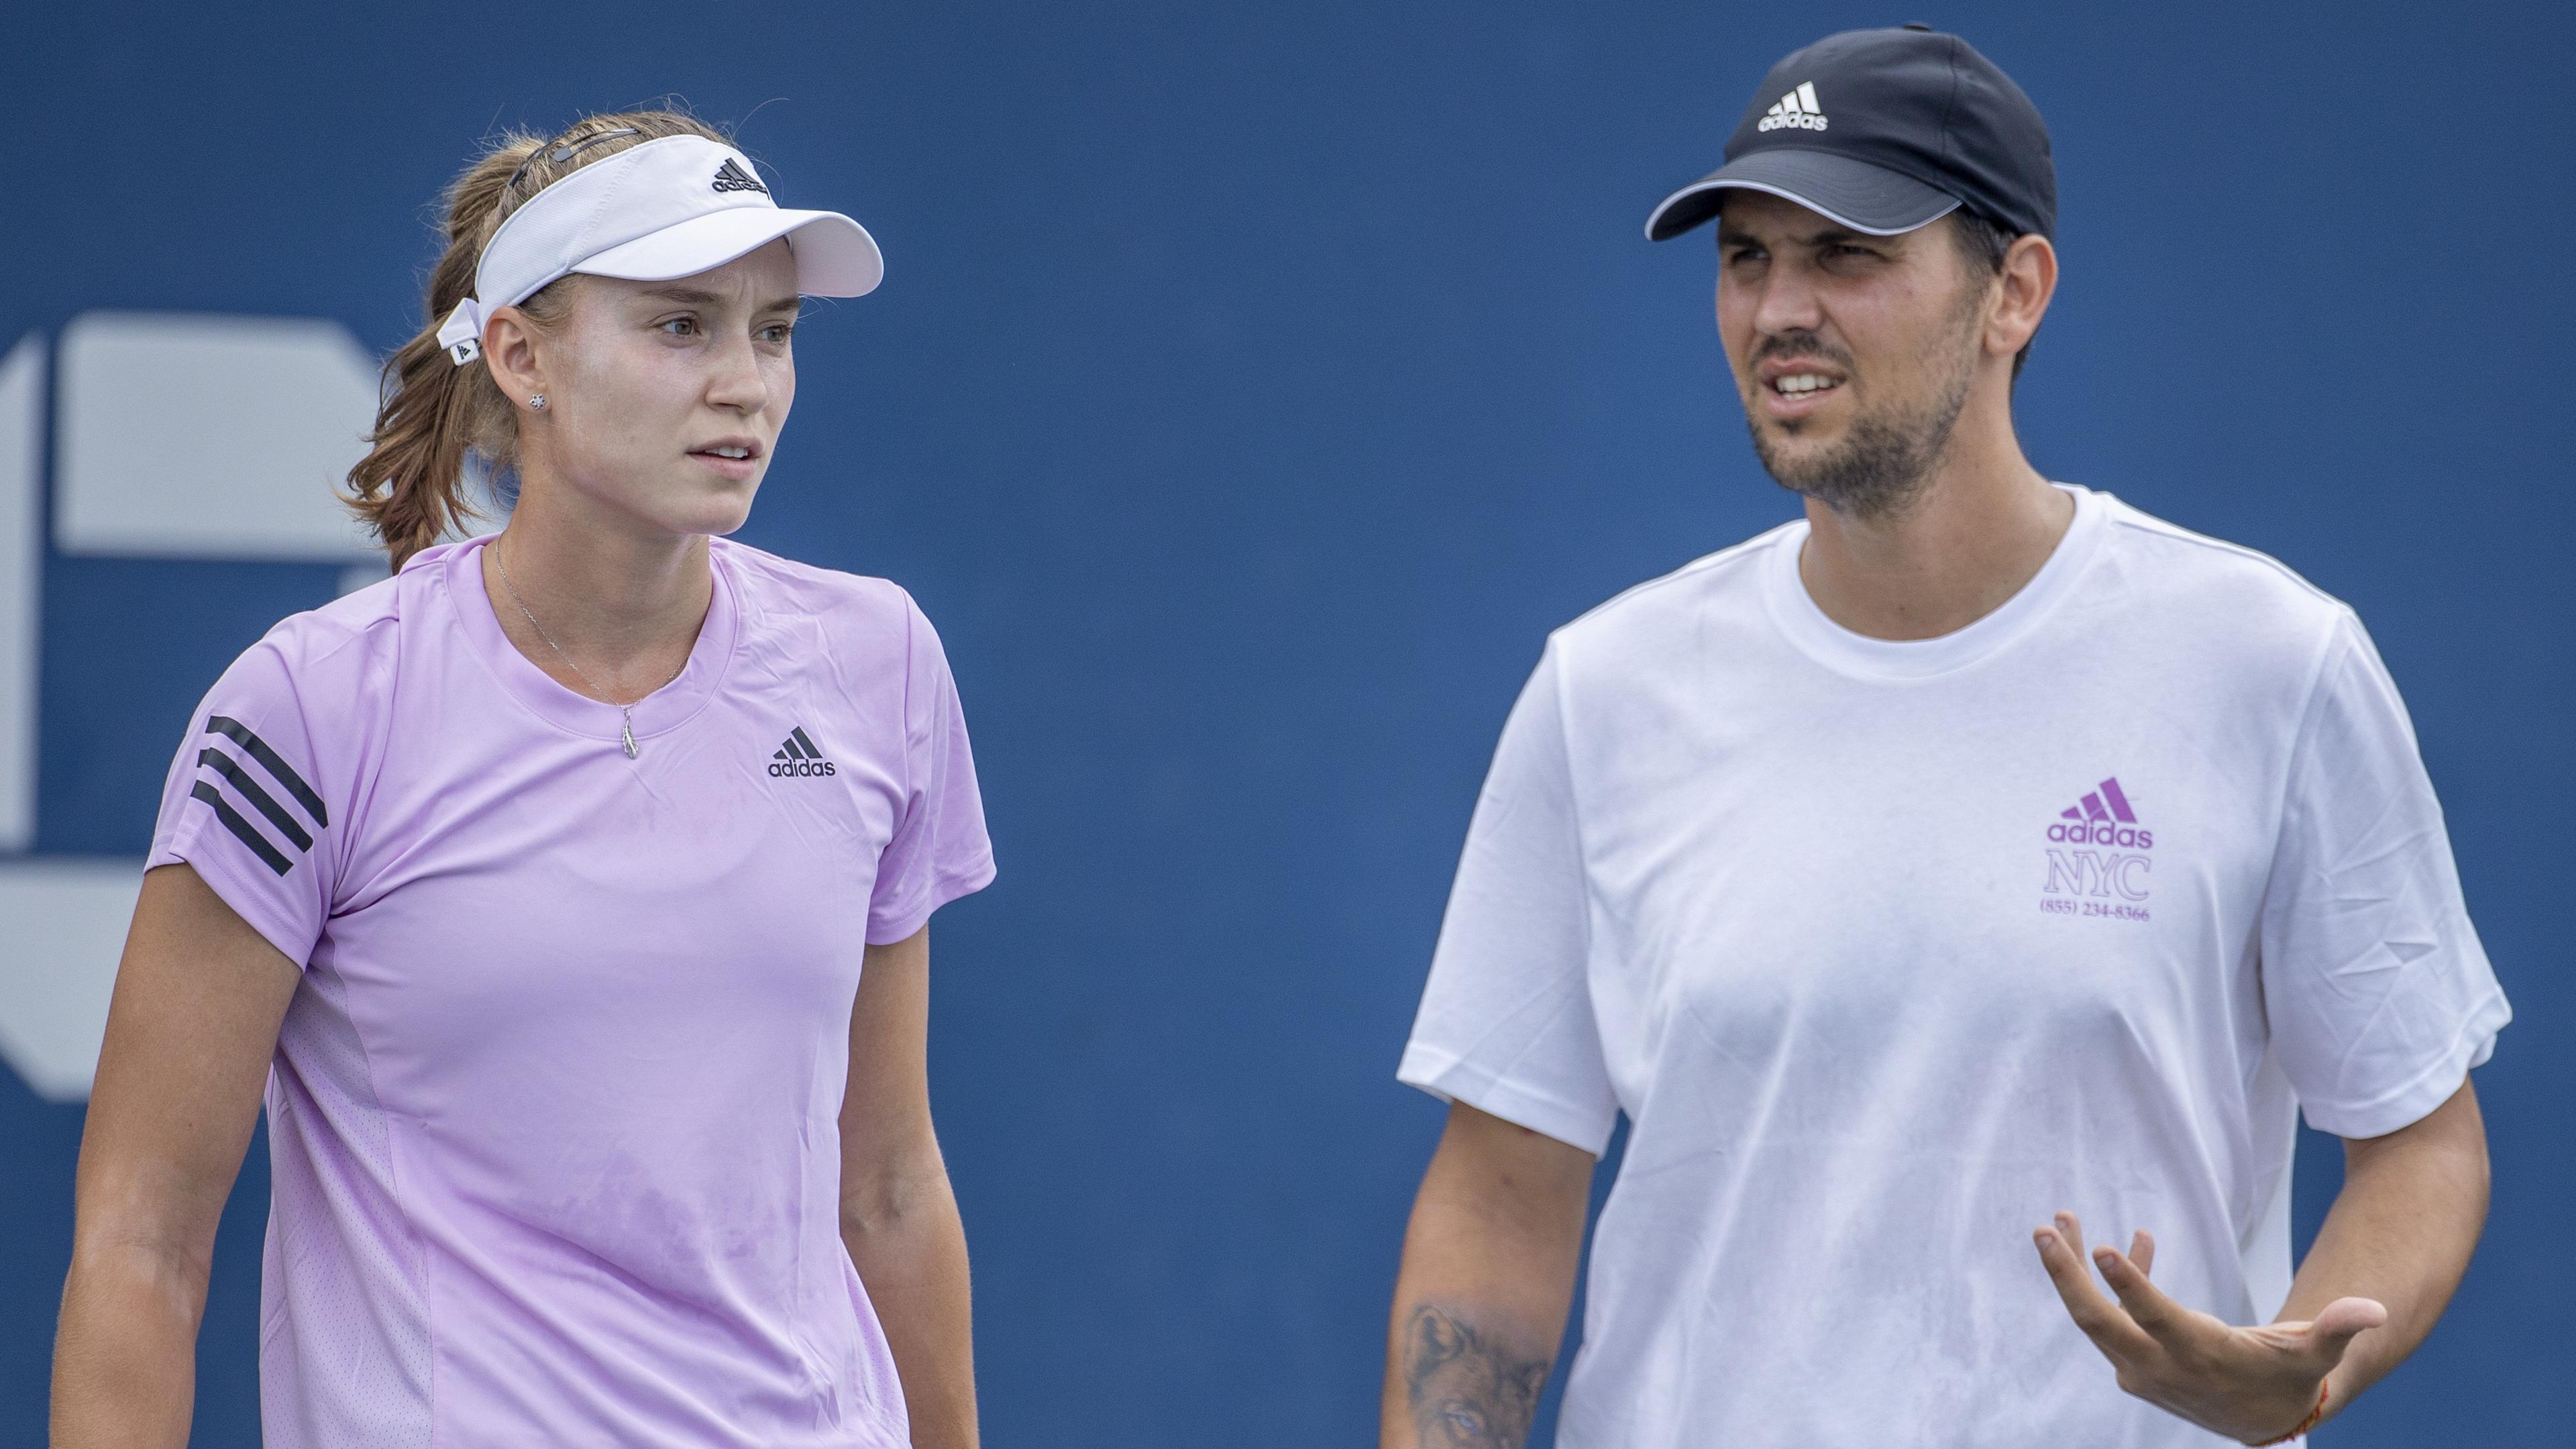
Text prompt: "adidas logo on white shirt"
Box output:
[[1756, 81, 1828, 133]]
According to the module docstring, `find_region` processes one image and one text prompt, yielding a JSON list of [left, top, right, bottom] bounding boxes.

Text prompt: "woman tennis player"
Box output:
[[52, 111, 994, 1448]]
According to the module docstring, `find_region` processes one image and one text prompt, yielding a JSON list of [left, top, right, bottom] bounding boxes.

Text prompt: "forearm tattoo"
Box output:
[[1400, 1304, 1552, 1448]]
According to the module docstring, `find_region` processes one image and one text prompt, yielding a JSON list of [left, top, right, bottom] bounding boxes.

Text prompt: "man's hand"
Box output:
[[2034, 1211, 2385, 1445]]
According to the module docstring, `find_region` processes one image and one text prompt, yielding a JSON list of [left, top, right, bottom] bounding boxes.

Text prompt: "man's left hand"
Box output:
[[2033, 1211, 2386, 1444]]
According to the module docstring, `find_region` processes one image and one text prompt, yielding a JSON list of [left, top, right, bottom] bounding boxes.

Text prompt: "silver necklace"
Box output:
[[492, 541, 688, 759]]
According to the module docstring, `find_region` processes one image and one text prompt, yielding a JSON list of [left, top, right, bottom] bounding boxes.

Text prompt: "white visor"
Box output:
[[433, 134, 883, 366]]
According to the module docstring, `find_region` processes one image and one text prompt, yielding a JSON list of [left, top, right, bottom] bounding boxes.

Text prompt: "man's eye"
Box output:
[[758, 323, 794, 343]]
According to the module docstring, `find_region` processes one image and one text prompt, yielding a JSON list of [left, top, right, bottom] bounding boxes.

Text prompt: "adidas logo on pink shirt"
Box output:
[[188, 715, 327, 877], [769, 725, 836, 777]]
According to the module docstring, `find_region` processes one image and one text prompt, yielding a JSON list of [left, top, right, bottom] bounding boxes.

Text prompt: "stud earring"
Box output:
[[528, 393, 547, 411]]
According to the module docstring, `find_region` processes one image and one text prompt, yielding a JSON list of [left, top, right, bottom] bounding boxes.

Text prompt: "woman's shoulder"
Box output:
[[156, 560, 417, 905], [712, 537, 928, 635], [233, 563, 413, 694], [217, 537, 513, 723]]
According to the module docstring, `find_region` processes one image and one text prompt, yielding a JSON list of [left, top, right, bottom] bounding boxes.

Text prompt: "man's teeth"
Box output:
[[1774, 374, 1839, 395], [705, 446, 751, 459]]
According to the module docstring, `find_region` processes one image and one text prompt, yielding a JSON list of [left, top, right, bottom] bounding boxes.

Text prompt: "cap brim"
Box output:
[[574, 207, 884, 297], [1645, 150, 1959, 241]]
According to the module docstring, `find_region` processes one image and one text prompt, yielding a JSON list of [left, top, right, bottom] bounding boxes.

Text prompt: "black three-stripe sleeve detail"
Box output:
[[205, 716, 329, 827], [191, 782, 294, 876], [790, 727, 822, 759], [197, 747, 314, 851]]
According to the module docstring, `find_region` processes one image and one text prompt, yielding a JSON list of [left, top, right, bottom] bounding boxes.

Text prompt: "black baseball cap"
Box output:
[[1646, 24, 2054, 243]]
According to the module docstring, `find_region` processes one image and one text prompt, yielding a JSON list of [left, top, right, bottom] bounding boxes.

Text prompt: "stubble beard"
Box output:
[[1745, 315, 1980, 523]]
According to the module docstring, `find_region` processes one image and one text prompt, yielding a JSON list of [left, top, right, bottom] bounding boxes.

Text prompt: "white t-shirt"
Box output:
[[1398, 486, 2508, 1448]]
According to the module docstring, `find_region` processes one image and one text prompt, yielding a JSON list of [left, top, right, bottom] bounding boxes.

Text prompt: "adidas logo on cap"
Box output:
[[1756, 80, 1828, 133], [769, 724, 835, 777], [710, 158, 769, 196]]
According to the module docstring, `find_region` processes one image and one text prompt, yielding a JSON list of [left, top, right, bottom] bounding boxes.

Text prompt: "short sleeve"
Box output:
[[865, 597, 996, 945], [1397, 643, 1619, 1155], [145, 638, 348, 969], [2261, 611, 2510, 1139]]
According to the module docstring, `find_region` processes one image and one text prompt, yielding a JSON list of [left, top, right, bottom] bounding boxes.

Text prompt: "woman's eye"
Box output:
[[758, 324, 794, 343], [659, 317, 698, 337]]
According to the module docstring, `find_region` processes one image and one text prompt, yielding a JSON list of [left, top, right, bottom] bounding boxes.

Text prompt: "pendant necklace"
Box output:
[[492, 541, 689, 759]]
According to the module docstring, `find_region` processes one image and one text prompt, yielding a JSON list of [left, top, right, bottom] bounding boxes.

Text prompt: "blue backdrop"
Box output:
[[3, 3, 2567, 1443]]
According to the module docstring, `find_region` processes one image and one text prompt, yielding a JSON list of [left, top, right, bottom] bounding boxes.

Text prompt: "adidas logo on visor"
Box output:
[[769, 724, 835, 777], [710, 158, 769, 195], [1757, 81, 1828, 133]]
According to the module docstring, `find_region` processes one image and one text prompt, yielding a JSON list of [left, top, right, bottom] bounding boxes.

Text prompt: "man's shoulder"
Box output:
[[2090, 493, 2355, 649], [1554, 521, 1798, 652]]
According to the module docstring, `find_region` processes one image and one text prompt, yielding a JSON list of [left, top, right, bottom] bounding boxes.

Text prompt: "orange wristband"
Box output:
[[2251, 1380, 2330, 1446]]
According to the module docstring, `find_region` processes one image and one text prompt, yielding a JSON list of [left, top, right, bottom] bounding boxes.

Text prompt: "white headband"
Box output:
[[433, 134, 883, 366]]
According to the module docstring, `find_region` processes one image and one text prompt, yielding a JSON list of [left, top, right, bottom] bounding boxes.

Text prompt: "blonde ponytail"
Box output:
[[344, 109, 729, 570]]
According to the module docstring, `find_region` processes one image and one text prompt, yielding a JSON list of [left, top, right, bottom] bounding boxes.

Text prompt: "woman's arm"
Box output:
[[839, 925, 977, 1449], [53, 863, 301, 1448]]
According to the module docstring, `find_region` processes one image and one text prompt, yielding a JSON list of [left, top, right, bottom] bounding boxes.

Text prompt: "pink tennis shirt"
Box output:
[[146, 535, 995, 1447]]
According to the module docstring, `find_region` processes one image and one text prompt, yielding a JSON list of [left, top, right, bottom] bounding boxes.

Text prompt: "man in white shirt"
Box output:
[[1381, 25, 2507, 1448]]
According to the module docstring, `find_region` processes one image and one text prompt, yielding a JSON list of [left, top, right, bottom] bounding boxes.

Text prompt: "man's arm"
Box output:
[[2036, 1078, 2489, 1444], [54, 863, 302, 1447], [839, 926, 977, 1449], [1381, 1102, 1595, 1449], [2277, 1077, 2488, 1420]]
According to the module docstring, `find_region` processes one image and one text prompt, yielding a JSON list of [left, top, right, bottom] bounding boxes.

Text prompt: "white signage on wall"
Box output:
[[0, 315, 384, 1102], [1, 336, 41, 856]]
